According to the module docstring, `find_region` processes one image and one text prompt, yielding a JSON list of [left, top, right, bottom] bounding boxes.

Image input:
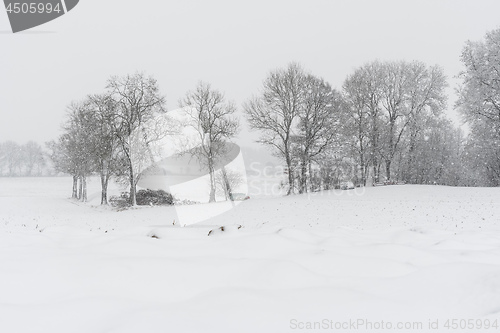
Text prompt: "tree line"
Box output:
[[47, 74, 239, 206], [245, 61, 463, 192], [46, 73, 170, 205], [247, 28, 500, 191], [28, 27, 500, 204], [0, 141, 46, 176]]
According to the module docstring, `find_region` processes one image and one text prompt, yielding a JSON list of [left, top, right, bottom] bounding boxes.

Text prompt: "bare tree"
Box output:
[[85, 94, 121, 205], [295, 74, 344, 193], [343, 64, 384, 185], [343, 71, 370, 186], [343, 61, 386, 184], [463, 120, 500, 186], [22, 141, 45, 176], [342, 61, 447, 184], [457, 28, 500, 132], [215, 167, 244, 200], [179, 81, 239, 203], [64, 101, 99, 202], [47, 131, 83, 199], [50, 99, 110, 202], [107, 73, 167, 206], [403, 63, 447, 183], [1, 141, 23, 176], [379, 61, 447, 181], [0, 141, 46, 177], [456, 28, 500, 186], [378, 61, 413, 181], [244, 63, 305, 195]]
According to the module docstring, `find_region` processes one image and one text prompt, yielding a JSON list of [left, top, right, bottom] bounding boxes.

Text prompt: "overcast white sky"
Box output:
[[1, 0, 500, 146]]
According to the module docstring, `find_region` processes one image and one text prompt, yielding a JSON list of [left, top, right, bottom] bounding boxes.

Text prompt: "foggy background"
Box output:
[[1, 0, 500, 146]]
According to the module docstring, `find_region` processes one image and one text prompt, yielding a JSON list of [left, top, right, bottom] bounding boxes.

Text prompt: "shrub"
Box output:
[[109, 192, 131, 209], [136, 189, 174, 206]]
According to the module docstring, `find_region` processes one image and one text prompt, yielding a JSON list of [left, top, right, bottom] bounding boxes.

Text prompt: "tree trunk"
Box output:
[[100, 173, 109, 205], [406, 129, 417, 183], [285, 152, 294, 195], [385, 159, 392, 181], [129, 165, 137, 206], [78, 175, 83, 200], [359, 150, 366, 186], [386, 120, 396, 181], [221, 167, 233, 201], [372, 156, 379, 184], [208, 157, 216, 203], [371, 112, 380, 184], [81, 175, 87, 202], [308, 160, 313, 191], [363, 164, 369, 186], [300, 159, 307, 194], [209, 170, 216, 203], [72, 175, 78, 198]]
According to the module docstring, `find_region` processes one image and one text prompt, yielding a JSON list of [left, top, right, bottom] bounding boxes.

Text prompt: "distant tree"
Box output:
[[22, 141, 45, 176], [245, 63, 305, 195], [2, 141, 23, 176], [47, 134, 81, 199], [107, 73, 168, 206], [179, 81, 239, 203]]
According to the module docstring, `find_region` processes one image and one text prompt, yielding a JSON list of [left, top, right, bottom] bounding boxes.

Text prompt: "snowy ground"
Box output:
[[1, 177, 500, 332]]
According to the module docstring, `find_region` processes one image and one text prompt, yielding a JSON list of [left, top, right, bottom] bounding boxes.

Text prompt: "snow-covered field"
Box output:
[[1, 177, 500, 332]]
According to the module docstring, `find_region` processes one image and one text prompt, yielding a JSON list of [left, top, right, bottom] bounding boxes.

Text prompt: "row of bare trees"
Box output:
[[45, 27, 500, 202], [342, 60, 449, 185], [244, 60, 463, 193], [48, 74, 240, 205], [245, 64, 346, 194], [0, 141, 46, 176], [247, 27, 500, 191], [47, 73, 169, 205]]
